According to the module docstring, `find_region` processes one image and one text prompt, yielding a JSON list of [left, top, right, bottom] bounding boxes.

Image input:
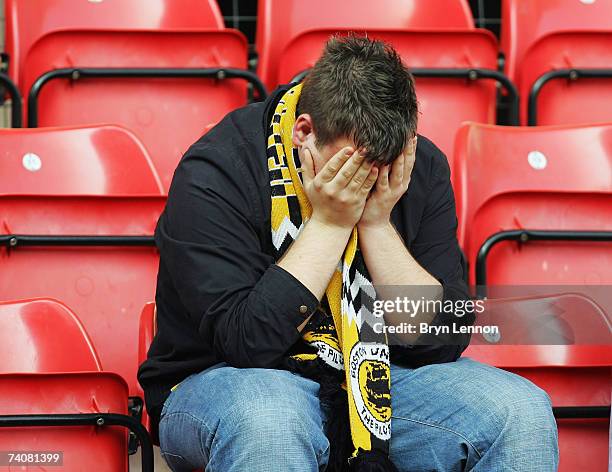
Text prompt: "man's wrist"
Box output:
[[309, 214, 356, 234], [357, 219, 394, 234], [307, 216, 355, 241]]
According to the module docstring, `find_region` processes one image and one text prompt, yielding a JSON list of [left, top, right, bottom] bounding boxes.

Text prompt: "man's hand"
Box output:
[[301, 146, 379, 229], [277, 145, 377, 305], [358, 137, 417, 230]]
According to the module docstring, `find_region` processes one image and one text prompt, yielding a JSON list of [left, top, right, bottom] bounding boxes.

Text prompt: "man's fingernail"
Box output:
[[345, 149, 353, 156]]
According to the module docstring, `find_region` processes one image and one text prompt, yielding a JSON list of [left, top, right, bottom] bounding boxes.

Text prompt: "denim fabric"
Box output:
[[158, 358, 558, 471]]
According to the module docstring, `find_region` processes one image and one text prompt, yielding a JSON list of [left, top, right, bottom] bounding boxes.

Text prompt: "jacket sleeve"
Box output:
[[156, 145, 319, 368], [391, 152, 474, 367]]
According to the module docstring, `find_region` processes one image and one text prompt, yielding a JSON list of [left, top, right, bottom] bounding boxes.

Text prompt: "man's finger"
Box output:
[[300, 147, 315, 185], [402, 136, 417, 187], [319, 146, 354, 183], [360, 166, 379, 194], [331, 150, 365, 187], [390, 152, 405, 186], [347, 155, 374, 191], [377, 164, 390, 189], [407, 136, 417, 155]]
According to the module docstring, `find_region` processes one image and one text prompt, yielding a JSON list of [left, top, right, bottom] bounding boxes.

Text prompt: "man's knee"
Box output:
[[391, 359, 558, 463], [488, 374, 557, 438], [160, 366, 329, 470]]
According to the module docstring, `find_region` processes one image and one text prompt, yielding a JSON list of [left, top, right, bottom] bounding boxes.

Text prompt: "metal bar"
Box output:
[[0, 72, 23, 128], [528, 68, 612, 126], [0, 235, 155, 248], [291, 67, 520, 125], [0, 413, 153, 472], [27, 67, 268, 127], [553, 405, 611, 419], [475, 230, 612, 297]]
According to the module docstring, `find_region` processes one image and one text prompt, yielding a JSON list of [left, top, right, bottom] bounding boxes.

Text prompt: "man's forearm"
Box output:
[[277, 218, 352, 312], [358, 222, 442, 343], [358, 222, 440, 286]]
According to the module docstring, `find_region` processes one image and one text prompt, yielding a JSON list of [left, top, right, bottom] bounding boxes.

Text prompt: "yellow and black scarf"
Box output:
[[268, 84, 398, 471]]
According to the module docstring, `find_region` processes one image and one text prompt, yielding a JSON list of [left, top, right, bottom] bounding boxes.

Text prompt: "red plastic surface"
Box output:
[[0, 196, 165, 397], [518, 31, 612, 125], [277, 28, 498, 162], [256, 0, 475, 91], [23, 29, 250, 191], [0, 125, 163, 195], [454, 122, 612, 285], [0, 298, 100, 372], [501, 0, 612, 82], [138, 302, 156, 437], [463, 292, 611, 472], [5, 0, 224, 85]]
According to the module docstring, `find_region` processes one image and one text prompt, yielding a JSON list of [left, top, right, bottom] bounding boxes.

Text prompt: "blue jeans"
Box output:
[[158, 357, 558, 471]]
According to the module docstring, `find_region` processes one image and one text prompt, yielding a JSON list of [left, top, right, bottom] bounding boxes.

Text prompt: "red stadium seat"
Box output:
[[0, 298, 151, 472], [277, 28, 514, 163], [22, 29, 260, 191], [5, 0, 224, 86], [454, 122, 612, 286], [24, 30, 254, 189], [0, 124, 163, 194], [501, 0, 612, 83], [518, 32, 612, 126], [0, 124, 165, 400], [0, 196, 164, 401], [256, 0, 475, 91], [464, 293, 611, 472]]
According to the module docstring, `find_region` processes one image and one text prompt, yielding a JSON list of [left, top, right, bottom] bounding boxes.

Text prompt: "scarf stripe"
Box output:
[[268, 85, 393, 463]]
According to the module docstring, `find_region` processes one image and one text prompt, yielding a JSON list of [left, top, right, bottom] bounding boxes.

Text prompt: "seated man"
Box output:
[[138, 36, 558, 472]]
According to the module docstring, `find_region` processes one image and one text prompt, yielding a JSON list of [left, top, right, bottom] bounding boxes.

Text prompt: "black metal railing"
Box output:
[[0, 235, 156, 247], [475, 229, 612, 293], [27, 67, 268, 127], [0, 413, 153, 472], [528, 68, 612, 126], [0, 72, 23, 128], [553, 405, 610, 419]]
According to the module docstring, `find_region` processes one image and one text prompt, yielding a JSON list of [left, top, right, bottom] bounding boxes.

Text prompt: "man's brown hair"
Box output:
[[298, 35, 418, 164]]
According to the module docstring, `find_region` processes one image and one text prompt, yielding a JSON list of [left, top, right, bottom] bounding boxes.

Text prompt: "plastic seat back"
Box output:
[[0, 196, 166, 398], [0, 125, 163, 195], [256, 0, 474, 90], [454, 122, 612, 286], [23, 29, 251, 191], [278, 28, 499, 163], [0, 298, 129, 471], [5, 0, 224, 86], [0, 298, 100, 372], [518, 32, 612, 126], [501, 0, 612, 83]]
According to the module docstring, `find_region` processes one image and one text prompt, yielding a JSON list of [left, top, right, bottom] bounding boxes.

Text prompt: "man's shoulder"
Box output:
[[414, 134, 451, 186], [169, 101, 270, 191], [185, 86, 287, 166], [188, 101, 268, 162]]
